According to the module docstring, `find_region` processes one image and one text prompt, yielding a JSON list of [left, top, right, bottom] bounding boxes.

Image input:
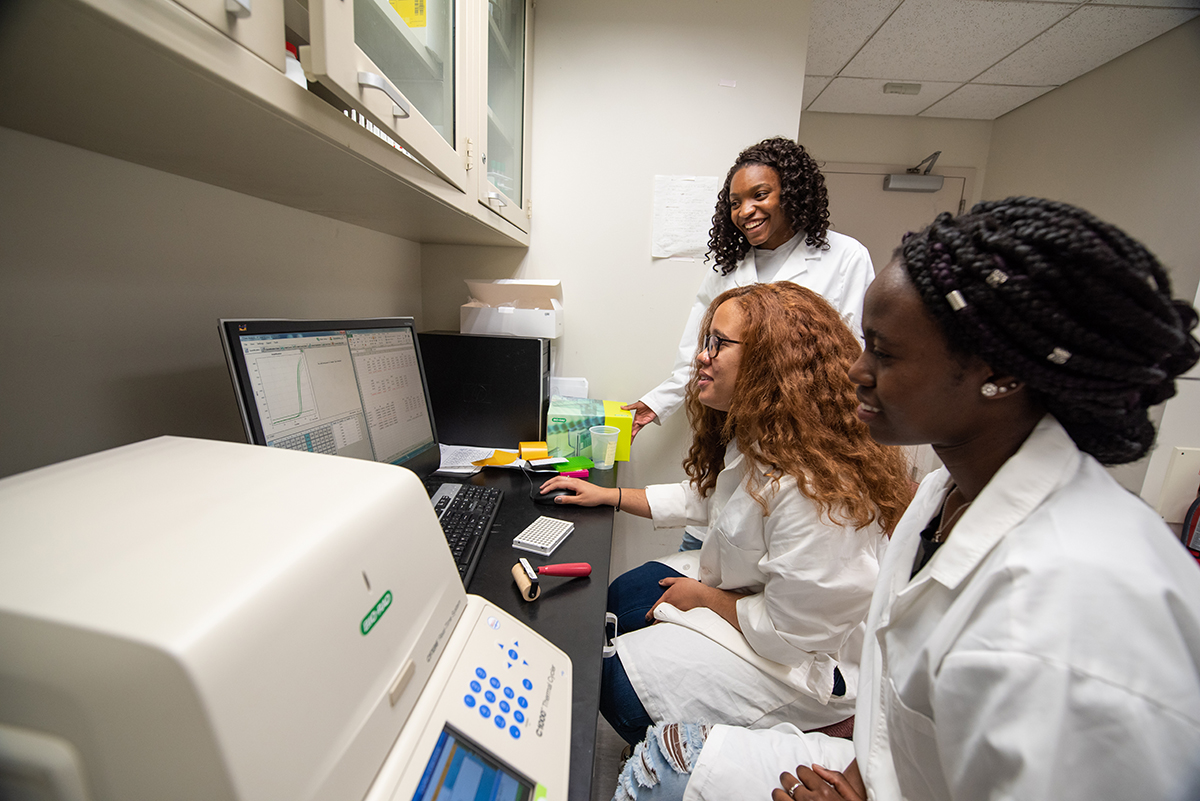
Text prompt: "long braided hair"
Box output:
[[900, 196, 1200, 465], [707, 137, 831, 276]]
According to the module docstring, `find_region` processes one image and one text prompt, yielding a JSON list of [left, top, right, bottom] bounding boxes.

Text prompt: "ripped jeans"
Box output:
[[612, 723, 710, 801]]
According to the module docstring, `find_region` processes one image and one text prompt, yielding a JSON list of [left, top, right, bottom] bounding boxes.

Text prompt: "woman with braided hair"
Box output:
[[607, 198, 1200, 801], [624, 137, 874, 446]]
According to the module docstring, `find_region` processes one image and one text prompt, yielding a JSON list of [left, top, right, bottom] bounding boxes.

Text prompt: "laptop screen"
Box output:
[[219, 317, 440, 477]]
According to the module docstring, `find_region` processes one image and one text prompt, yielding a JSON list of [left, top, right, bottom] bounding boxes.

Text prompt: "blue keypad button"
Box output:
[[480, 705, 491, 718], [470, 680, 481, 693], [514, 710, 525, 724], [517, 696, 528, 708], [485, 690, 496, 703], [464, 695, 476, 708], [503, 686, 514, 699], [489, 677, 500, 689], [476, 668, 487, 679], [499, 700, 510, 713], [508, 649, 519, 660], [522, 678, 533, 690], [495, 715, 506, 728], [510, 726, 521, 739]]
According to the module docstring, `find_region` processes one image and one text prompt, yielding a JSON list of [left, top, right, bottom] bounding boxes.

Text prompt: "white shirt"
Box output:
[[689, 416, 1200, 800], [639, 230, 874, 422], [615, 440, 884, 730]]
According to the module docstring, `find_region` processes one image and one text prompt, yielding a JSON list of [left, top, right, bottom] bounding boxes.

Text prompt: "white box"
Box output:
[[461, 279, 563, 339]]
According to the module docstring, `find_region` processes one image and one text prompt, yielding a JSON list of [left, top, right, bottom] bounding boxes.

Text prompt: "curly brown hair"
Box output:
[[683, 283, 911, 531], [707, 137, 832, 276]]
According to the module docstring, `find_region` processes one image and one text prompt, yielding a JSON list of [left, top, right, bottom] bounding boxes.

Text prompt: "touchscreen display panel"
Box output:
[[412, 725, 535, 801]]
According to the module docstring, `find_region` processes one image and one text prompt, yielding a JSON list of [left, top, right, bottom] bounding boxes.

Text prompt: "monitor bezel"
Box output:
[[218, 317, 441, 477]]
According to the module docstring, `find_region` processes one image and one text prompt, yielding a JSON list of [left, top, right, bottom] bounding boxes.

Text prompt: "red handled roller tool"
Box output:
[[511, 558, 592, 601]]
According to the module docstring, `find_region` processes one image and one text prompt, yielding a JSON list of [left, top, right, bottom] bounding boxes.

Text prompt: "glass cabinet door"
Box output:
[[308, 0, 467, 191], [480, 0, 530, 230]]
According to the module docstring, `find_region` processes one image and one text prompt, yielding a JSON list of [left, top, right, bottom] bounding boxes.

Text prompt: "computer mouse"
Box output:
[[534, 485, 576, 505]]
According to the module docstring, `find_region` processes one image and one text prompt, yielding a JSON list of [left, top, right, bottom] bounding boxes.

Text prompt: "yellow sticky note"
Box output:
[[388, 0, 426, 28], [472, 450, 519, 467]]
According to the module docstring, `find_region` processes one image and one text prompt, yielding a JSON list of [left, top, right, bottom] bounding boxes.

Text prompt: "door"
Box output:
[[822, 163, 973, 272], [822, 162, 975, 481]]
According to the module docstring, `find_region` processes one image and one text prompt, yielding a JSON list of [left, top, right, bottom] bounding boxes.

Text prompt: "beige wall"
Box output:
[[985, 17, 1200, 304], [0, 126, 422, 478], [424, 0, 812, 570]]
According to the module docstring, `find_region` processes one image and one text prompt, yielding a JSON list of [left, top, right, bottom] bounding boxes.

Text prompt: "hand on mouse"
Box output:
[[538, 476, 615, 507]]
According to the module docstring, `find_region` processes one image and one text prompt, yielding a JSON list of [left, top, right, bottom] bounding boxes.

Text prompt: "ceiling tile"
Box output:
[[808, 77, 960, 114], [977, 6, 1200, 86], [840, 0, 1073, 81], [920, 83, 1056, 119], [805, 0, 902, 75], [802, 76, 833, 109]]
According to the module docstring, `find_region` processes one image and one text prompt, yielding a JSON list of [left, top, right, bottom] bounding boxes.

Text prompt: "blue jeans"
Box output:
[[612, 723, 710, 801], [601, 562, 685, 745]]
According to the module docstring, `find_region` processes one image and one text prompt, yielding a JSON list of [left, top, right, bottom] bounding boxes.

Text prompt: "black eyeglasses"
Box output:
[[703, 333, 742, 358]]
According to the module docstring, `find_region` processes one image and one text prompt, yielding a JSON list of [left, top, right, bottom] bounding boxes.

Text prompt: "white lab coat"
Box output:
[[683, 416, 1200, 801], [638, 230, 873, 423], [615, 440, 884, 731]]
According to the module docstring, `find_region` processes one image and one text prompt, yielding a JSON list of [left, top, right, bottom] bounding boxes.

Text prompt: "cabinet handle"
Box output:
[[487, 191, 508, 208], [357, 72, 411, 119], [224, 0, 251, 18]]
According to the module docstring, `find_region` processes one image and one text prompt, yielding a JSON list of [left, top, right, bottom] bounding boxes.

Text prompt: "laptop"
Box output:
[[218, 317, 501, 585]]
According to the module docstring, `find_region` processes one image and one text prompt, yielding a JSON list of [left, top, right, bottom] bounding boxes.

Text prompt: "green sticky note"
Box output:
[[556, 457, 594, 472]]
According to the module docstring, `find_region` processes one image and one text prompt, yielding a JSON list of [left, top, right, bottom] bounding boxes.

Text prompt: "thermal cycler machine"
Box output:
[[0, 436, 571, 801]]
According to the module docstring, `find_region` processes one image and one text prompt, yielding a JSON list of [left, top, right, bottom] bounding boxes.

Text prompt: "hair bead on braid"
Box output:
[[900, 196, 1200, 465]]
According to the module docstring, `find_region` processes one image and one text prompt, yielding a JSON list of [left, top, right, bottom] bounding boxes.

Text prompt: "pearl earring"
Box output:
[[981, 382, 1005, 397]]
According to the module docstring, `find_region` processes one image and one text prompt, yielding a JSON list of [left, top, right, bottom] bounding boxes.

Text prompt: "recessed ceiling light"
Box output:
[[883, 82, 921, 95]]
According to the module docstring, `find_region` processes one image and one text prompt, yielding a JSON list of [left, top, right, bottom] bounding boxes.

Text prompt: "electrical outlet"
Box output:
[[1155, 447, 1200, 523]]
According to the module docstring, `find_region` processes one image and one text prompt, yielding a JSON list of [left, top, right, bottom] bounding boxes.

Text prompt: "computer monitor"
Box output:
[[218, 317, 440, 478]]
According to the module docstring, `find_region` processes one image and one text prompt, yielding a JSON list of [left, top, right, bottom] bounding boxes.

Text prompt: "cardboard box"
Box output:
[[546, 396, 633, 463], [461, 279, 563, 339]]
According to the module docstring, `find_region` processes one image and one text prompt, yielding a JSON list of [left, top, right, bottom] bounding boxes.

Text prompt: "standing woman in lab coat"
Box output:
[[541, 282, 912, 744], [624, 137, 874, 440], [607, 197, 1200, 801], [627, 137, 876, 552]]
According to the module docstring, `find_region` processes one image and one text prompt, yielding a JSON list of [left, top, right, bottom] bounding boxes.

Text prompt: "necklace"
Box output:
[[935, 487, 973, 542]]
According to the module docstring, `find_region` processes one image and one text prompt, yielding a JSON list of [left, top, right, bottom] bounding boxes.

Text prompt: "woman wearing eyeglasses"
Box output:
[[539, 282, 912, 744]]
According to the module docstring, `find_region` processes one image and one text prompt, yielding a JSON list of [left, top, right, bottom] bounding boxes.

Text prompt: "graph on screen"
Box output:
[[251, 351, 319, 430]]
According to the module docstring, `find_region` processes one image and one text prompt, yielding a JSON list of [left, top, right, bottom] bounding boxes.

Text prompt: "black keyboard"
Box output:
[[426, 481, 502, 586]]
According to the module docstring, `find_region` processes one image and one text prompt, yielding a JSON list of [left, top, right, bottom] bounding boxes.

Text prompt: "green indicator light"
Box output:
[[360, 590, 393, 635]]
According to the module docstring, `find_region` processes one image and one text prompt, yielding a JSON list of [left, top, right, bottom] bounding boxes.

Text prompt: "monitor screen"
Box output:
[[412, 726, 535, 801], [219, 318, 440, 475]]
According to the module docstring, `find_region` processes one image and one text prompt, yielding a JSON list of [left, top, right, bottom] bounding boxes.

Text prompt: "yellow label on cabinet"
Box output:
[[389, 0, 426, 28]]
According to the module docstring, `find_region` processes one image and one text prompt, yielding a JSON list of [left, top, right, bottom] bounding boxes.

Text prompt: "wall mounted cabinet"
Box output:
[[0, 0, 532, 246]]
